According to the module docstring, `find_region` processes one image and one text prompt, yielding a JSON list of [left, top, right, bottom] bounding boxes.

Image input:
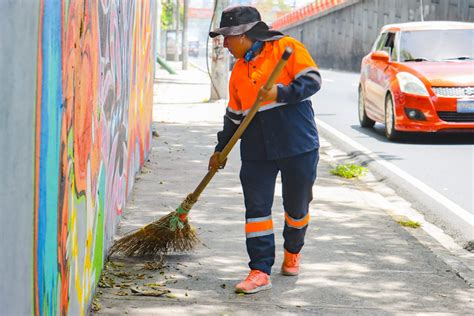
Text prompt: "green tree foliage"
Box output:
[[161, 1, 174, 30], [161, 0, 184, 31]]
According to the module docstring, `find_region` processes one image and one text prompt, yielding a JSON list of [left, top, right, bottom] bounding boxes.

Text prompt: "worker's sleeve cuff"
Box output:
[[215, 115, 239, 152]]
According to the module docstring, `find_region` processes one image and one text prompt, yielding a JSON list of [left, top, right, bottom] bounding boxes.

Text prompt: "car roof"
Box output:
[[381, 21, 474, 32]]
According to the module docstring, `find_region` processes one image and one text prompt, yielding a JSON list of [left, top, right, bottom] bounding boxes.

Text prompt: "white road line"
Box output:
[[316, 118, 474, 226]]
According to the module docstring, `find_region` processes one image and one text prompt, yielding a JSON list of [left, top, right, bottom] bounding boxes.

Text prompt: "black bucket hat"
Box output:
[[209, 6, 268, 38]]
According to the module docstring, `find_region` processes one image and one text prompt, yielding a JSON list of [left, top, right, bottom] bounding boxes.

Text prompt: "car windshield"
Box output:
[[399, 29, 474, 62]]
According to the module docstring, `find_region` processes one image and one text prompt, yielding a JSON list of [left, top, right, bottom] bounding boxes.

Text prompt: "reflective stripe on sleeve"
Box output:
[[226, 107, 243, 124], [285, 212, 310, 229], [242, 102, 287, 116], [295, 67, 320, 79], [225, 115, 241, 125], [227, 106, 243, 115]]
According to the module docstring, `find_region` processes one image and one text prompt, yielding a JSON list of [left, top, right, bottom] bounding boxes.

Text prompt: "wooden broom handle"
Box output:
[[190, 47, 293, 201]]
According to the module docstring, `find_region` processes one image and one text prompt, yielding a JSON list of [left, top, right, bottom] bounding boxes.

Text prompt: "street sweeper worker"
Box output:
[[208, 5, 322, 294]]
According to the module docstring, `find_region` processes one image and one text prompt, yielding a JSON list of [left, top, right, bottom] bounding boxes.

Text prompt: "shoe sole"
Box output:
[[281, 269, 299, 276], [235, 283, 272, 294]]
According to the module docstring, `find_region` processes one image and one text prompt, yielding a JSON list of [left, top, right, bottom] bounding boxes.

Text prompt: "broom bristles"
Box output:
[[110, 211, 199, 257]]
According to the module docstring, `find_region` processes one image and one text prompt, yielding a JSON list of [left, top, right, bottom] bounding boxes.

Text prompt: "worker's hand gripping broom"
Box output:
[[111, 47, 293, 257]]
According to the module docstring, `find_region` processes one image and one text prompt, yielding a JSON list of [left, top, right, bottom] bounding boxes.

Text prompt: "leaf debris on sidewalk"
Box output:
[[118, 282, 133, 289], [131, 286, 171, 297], [330, 163, 368, 179], [91, 298, 101, 312], [144, 282, 166, 288], [397, 220, 421, 228], [143, 260, 164, 271], [98, 273, 115, 288]]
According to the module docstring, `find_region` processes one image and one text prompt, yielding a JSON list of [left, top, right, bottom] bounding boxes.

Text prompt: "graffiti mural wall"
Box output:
[[0, 0, 157, 315]]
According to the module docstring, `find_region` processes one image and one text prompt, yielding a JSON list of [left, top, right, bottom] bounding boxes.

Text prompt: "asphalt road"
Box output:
[[312, 69, 474, 241]]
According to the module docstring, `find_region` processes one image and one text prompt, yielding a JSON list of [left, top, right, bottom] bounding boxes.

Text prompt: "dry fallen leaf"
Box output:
[[98, 275, 115, 288], [136, 274, 146, 280], [113, 271, 132, 279], [119, 282, 133, 289], [144, 283, 165, 288], [143, 261, 164, 271], [130, 287, 170, 297], [91, 301, 101, 312]]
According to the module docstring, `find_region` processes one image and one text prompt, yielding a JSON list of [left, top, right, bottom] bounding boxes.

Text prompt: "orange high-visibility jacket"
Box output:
[[216, 36, 322, 160]]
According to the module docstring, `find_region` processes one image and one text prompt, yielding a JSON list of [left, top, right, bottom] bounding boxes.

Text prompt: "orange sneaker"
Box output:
[[281, 249, 301, 276], [235, 270, 272, 294]]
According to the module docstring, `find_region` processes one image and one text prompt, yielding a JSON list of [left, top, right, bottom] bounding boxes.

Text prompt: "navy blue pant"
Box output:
[[239, 149, 319, 275]]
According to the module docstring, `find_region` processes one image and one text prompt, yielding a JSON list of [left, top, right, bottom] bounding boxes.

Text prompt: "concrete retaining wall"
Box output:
[[283, 0, 474, 72], [0, 1, 157, 315]]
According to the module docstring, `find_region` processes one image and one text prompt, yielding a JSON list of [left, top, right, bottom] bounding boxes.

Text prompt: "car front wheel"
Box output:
[[384, 94, 401, 141], [358, 86, 375, 128]]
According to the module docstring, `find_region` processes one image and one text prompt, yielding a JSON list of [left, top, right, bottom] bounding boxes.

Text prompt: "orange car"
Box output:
[[359, 21, 474, 140]]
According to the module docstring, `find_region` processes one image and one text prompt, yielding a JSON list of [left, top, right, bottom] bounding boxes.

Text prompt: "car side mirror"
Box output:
[[371, 50, 390, 63]]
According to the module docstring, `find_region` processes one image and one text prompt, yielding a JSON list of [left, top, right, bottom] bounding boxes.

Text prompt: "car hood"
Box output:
[[404, 62, 474, 86]]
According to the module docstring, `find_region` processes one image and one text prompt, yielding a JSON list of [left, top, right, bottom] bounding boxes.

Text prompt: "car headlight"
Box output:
[[396, 72, 429, 96]]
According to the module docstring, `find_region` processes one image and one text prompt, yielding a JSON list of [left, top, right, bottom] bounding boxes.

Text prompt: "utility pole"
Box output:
[[210, 0, 229, 101], [174, 0, 180, 62], [420, 0, 425, 22], [182, 0, 189, 70]]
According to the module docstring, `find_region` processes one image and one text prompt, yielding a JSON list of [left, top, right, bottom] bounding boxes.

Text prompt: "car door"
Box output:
[[366, 32, 397, 121], [364, 32, 387, 114]]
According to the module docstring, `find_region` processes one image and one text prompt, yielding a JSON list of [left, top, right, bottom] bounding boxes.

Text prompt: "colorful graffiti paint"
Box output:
[[33, 0, 156, 314]]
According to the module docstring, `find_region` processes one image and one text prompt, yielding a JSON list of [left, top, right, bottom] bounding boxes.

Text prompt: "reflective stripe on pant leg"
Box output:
[[240, 160, 278, 275], [278, 149, 319, 254], [246, 215, 274, 238], [285, 212, 310, 229]]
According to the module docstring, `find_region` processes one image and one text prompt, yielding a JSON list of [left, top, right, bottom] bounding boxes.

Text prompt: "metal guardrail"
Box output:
[[271, 0, 347, 30]]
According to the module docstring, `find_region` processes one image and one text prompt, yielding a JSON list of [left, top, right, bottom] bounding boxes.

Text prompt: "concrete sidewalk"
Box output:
[[91, 62, 473, 315]]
